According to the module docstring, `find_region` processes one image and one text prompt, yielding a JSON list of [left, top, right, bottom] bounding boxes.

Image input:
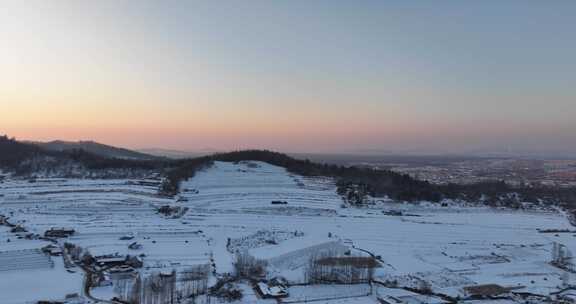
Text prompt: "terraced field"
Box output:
[[1, 161, 575, 303], [0, 178, 211, 303], [177, 161, 576, 297], [0, 249, 53, 272]]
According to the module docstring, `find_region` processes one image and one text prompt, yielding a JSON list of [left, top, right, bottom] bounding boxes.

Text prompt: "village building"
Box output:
[[462, 284, 510, 299], [11, 225, 27, 233], [108, 265, 135, 273], [95, 255, 127, 268], [255, 281, 288, 299], [119, 232, 135, 240], [42, 244, 63, 256], [128, 241, 143, 250], [44, 228, 75, 238]]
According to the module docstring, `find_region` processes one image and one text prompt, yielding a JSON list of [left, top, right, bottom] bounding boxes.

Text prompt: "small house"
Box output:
[[11, 226, 27, 233], [119, 233, 134, 240], [255, 282, 288, 299], [42, 244, 63, 256], [128, 242, 143, 250], [462, 284, 509, 298], [126, 255, 144, 268], [97, 275, 113, 287], [44, 228, 75, 238], [95, 255, 127, 268], [108, 265, 134, 273]]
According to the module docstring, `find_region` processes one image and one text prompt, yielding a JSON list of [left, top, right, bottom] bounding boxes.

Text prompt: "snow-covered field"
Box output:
[[179, 162, 576, 295], [0, 225, 83, 303], [1, 161, 575, 303], [0, 178, 209, 303]]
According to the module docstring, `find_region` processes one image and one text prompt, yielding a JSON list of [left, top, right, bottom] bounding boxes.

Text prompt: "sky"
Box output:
[[1, 1, 575, 155]]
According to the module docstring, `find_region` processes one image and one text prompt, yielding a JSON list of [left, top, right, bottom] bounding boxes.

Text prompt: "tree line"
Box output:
[[0, 135, 167, 176], [3, 136, 576, 211], [160, 150, 576, 211]]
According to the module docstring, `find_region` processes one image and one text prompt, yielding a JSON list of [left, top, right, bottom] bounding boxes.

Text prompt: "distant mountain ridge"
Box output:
[[0, 135, 45, 169], [137, 148, 212, 159], [3, 135, 576, 214], [29, 140, 157, 160], [0, 136, 165, 177]]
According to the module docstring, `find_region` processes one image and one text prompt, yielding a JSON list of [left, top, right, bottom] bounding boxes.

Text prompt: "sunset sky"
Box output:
[[1, 1, 575, 155]]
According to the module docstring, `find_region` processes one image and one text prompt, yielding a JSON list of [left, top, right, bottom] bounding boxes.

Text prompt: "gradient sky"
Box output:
[[1, 1, 575, 155]]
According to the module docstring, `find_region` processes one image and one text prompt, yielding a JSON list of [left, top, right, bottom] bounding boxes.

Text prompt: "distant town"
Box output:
[[348, 157, 576, 187]]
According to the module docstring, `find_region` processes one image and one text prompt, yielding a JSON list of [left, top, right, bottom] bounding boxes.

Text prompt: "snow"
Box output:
[[285, 284, 371, 302], [2, 160, 576, 303], [0, 257, 82, 304]]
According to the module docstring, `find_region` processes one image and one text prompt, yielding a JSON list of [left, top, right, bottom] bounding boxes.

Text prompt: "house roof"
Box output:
[[96, 257, 126, 263], [256, 282, 287, 297]]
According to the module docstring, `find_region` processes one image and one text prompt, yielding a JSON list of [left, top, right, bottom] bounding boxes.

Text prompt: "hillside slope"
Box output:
[[31, 140, 157, 160], [0, 136, 164, 176], [0, 135, 46, 169]]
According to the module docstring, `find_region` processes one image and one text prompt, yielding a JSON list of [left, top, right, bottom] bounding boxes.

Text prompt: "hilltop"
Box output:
[[0, 135, 164, 177], [29, 140, 157, 160], [2, 135, 576, 212]]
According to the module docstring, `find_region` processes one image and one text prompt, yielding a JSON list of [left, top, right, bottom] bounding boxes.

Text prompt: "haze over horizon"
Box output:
[[2, 1, 575, 156]]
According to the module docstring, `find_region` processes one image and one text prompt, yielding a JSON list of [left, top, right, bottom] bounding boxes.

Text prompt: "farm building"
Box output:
[[11, 225, 27, 233], [119, 232, 135, 240], [108, 265, 135, 273], [41, 244, 63, 256], [462, 284, 510, 298], [255, 281, 288, 299], [128, 242, 143, 250], [95, 255, 127, 268], [44, 228, 75, 238]]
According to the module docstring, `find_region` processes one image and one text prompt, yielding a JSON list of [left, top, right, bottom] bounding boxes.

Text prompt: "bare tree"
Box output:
[[180, 264, 210, 298], [233, 251, 267, 279], [305, 251, 378, 284]]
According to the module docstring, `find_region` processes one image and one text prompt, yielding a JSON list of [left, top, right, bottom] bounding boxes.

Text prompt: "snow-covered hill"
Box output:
[[1, 161, 575, 303]]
